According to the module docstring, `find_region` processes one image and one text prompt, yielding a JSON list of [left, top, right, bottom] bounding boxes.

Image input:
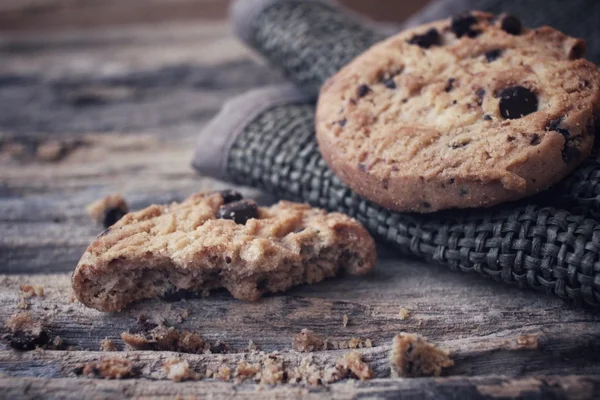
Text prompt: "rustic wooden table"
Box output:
[[1, 21, 599, 399]]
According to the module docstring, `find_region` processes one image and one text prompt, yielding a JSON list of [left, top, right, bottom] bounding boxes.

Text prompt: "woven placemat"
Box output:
[[224, 0, 600, 306]]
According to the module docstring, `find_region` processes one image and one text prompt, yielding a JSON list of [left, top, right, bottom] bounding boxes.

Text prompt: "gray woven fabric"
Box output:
[[193, 0, 600, 306]]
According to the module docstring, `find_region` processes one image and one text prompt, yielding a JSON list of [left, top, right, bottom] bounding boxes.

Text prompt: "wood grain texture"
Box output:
[[1, 20, 599, 400], [2, 375, 599, 400]]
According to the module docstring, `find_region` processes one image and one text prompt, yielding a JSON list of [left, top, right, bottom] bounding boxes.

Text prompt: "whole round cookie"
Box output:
[[316, 11, 600, 213]]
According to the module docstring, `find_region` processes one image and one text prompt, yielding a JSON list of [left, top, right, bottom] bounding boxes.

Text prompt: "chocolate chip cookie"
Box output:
[[72, 190, 376, 312], [316, 11, 600, 212]]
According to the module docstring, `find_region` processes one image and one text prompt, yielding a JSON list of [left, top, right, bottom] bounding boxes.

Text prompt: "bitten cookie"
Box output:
[[316, 11, 600, 212], [72, 190, 376, 312]]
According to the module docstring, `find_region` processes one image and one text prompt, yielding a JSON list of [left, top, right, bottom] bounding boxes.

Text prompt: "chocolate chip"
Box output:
[[507, 135, 515, 142], [9, 329, 50, 351], [547, 118, 578, 163], [217, 200, 258, 225], [225, 256, 232, 264], [422, 202, 431, 208], [451, 13, 479, 38], [485, 49, 503, 62], [338, 119, 347, 127], [407, 28, 441, 49], [498, 86, 538, 119], [563, 145, 580, 163], [483, 114, 492, 121], [459, 187, 469, 196], [452, 100, 457, 105], [445, 78, 455, 92], [529, 133, 541, 145], [383, 79, 396, 89], [219, 189, 243, 204], [357, 84, 371, 98], [476, 88, 486, 106], [500, 15, 522, 35], [103, 207, 126, 229], [547, 118, 570, 137], [448, 178, 455, 184]]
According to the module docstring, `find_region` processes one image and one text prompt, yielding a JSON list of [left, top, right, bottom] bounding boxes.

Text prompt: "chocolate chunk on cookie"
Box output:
[[72, 191, 377, 311], [407, 28, 441, 49], [217, 199, 259, 224], [498, 86, 538, 119], [317, 11, 600, 212]]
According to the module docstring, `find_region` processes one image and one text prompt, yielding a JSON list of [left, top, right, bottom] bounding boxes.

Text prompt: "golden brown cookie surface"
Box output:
[[72, 190, 376, 312], [316, 12, 600, 212]]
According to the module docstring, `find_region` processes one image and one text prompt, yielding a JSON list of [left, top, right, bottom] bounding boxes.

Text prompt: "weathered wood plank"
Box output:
[[1, 375, 599, 400], [1, 262, 599, 377], [1, 18, 598, 399]]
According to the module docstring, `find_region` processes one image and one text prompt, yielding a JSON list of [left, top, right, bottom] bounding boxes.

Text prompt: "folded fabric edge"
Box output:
[[230, 0, 400, 46], [191, 84, 312, 180]]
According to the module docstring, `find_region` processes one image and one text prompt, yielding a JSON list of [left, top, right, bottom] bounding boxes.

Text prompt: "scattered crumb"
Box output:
[[390, 332, 454, 378], [86, 193, 129, 228], [19, 284, 44, 298], [399, 307, 410, 320], [342, 314, 349, 327], [236, 361, 261, 382], [163, 359, 197, 382], [293, 329, 325, 352], [516, 334, 539, 350], [260, 355, 285, 385], [365, 339, 373, 348], [121, 323, 207, 354], [205, 369, 214, 378], [288, 356, 324, 386], [5, 312, 50, 351], [100, 338, 117, 351], [17, 298, 29, 310], [51, 336, 64, 349], [348, 338, 361, 349], [216, 365, 232, 381], [246, 339, 258, 352], [81, 358, 133, 379], [336, 351, 373, 381]]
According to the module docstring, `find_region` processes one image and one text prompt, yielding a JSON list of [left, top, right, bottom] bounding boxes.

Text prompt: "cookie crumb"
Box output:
[[216, 365, 232, 381], [260, 355, 285, 384], [81, 358, 133, 379], [390, 333, 454, 377], [205, 369, 214, 378], [246, 339, 258, 352], [336, 351, 373, 381], [364, 339, 373, 348], [100, 338, 117, 351], [51, 336, 64, 349], [19, 284, 44, 298], [236, 361, 261, 382], [293, 329, 325, 352], [399, 307, 410, 320], [163, 359, 196, 382], [5, 312, 50, 351], [121, 324, 206, 354], [86, 194, 129, 228], [17, 298, 29, 310], [342, 314, 349, 327], [516, 334, 539, 349], [348, 338, 361, 349]]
